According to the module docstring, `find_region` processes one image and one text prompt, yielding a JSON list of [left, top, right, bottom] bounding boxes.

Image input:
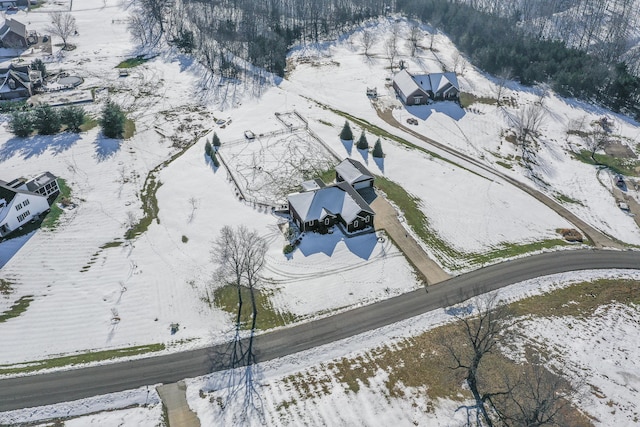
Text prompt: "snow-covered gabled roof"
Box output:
[[301, 178, 326, 192], [393, 69, 423, 98], [334, 181, 374, 223], [0, 18, 26, 39], [288, 181, 374, 224], [395, 70, 459, 97], [0, 183, 17, 205], [432, 72, 459, 94], [0, 64, 32, 94], [335, 158, 373, 185]]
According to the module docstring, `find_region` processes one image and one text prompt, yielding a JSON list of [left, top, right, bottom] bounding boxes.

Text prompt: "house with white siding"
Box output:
[[0, 172, 59, 238]]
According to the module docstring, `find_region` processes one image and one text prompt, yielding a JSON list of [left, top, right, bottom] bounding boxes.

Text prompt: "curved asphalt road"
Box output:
[[1, 249, 639, 412]]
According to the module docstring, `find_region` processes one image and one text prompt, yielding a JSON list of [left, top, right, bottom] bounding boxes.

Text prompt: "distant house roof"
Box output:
[[0, 181, 18, 206], [288, 181, 374, 224], [0, 18, 26, 41], [0, 64, 32, 95], [24, 172, 57, 193], [335, 158, 373, 186], [0, 172, 57, 198]]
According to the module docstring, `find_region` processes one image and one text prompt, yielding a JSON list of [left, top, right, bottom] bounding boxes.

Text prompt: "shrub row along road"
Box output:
[[1, 249, 639, 412]]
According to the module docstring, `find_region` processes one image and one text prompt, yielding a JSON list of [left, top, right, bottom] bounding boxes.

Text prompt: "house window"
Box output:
[[24, 199, 30, 206], [15, 202, 22, 211], [365, 216, 370, 223], [354, 220, 359, 228], [414, 96, 422, 105], [309, 220, 315, 226], [16, 210, 30, 223], [324, 217, 330, 226]]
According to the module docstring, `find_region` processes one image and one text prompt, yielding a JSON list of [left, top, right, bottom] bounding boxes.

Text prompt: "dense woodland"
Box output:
[[132, 0, 640, 118], [399, 0, 640, 117]]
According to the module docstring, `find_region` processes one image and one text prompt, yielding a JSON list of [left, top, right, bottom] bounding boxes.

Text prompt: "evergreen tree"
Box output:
[[174, 29, 195, 53], [212, 151, 220, 167], [205, 140, 212, 157], [212, 132, 221, 149], [372, 138, 384, 158], [33, 104, 61, 135], [30, 58, 46, 77], [340, 121, 353, 141], [357, 131, 369, 150], [100, 100, 126, 139], [60, 105, 85, 133], [8, 111, 33, 138]]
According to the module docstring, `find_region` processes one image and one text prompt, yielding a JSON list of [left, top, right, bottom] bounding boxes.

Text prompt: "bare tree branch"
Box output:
[[47, 12, 77, 50]]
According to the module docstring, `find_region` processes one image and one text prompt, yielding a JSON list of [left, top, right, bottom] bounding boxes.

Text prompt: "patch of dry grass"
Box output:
[[275, 279, 639, 423]]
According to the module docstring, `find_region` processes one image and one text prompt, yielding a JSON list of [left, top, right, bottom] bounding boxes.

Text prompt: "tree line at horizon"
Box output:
[[129, 0, 640, 118]]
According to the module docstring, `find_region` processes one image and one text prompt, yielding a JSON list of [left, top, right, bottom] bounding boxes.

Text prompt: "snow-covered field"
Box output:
[[185, 269, 640, 427], [0, 385, 163, 426], [1, 1, 640, 424], [3, 269, 638, 426]]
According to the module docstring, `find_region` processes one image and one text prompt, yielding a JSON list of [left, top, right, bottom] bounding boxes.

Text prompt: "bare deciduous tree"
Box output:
[[442, 294, 512, 427], [47, 12, 77, 50], [211, 225, 267, 422], [384, 28, 399, 71], [492, 363, 573, 427], [407, 23, 421, 57], [212, 225, 268, 332], [583, 125, 609, 163], [494, 68, 513, 107], [360, 29, 376, 57], [452, 52, 468, 74], [509, 94, 547, 163]]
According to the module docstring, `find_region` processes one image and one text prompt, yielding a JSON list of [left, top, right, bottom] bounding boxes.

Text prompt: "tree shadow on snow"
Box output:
[[94, 137, 122, 161], [175, 54, 195, 72], [358, 147, 369, 164], [373, 156, 384, 173], [341, 139, 353, 155], [204, 153, 220, 173], [0, 133, 81, 161], [0, 230, 36, 269], [445, 304, 474, 317]]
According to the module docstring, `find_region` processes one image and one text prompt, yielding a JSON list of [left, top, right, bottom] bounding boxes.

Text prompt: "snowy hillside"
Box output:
[[0, 1, 639, 425]]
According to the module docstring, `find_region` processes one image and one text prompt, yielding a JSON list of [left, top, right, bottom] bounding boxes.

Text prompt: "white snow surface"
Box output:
[[0, 3, 585, 365], [0, 3, 638, 423], [0, 385, 162, 426], [4, 269, 638, 426], [184, 269, 640, 426]]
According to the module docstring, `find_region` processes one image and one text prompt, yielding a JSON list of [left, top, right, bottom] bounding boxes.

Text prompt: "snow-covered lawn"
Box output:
[[0, 0, 638, 398], [217, 119, 336, 205], [509, 304, 640, 426]]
